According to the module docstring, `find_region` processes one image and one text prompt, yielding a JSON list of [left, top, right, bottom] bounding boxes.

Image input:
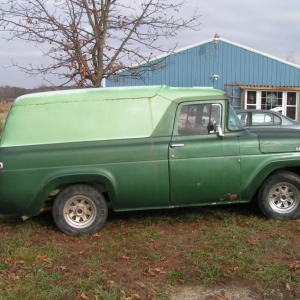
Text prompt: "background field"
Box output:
[[1, 203, 300, 300], [0, 100, 11, 133]]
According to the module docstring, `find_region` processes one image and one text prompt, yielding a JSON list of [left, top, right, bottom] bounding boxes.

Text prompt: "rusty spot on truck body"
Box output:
[[220, 193, 238, 201], [229, 194, 238, 200]]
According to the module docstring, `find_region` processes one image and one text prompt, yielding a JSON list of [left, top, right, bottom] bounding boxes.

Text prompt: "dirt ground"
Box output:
[[170, 285, 260, 300], [170, 284, 288, 300]]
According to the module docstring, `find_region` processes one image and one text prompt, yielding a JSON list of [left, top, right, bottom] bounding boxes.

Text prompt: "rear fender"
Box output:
[[26, 170, 117, 216]]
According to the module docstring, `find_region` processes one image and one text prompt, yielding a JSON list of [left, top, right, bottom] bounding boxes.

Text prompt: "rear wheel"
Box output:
[[258, 171, 300, 219], [53, 184, 108, 236]]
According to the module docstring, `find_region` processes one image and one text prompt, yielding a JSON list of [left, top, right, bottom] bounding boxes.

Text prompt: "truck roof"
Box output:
[[13, 85, 227, 106]]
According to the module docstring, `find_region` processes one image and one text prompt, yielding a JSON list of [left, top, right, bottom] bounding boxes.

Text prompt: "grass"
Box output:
[[1, 205, 300, 299]]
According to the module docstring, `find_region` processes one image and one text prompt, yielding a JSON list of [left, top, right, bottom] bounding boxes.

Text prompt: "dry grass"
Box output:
[[0, 100, 11, 133]]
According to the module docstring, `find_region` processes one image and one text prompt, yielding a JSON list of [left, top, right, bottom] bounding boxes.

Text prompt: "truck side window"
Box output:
[[178, 103, 222, 135]]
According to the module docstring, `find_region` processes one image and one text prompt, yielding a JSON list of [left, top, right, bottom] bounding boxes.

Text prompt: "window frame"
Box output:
[[244, 90, 299, 121], [174, 102, 223, 136]]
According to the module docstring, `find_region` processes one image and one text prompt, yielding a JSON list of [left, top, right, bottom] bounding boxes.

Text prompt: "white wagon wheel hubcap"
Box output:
[[63, 195, 97, 228]]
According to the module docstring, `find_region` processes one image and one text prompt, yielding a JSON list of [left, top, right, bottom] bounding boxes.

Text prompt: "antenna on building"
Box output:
[[213, 33, 220, 43]]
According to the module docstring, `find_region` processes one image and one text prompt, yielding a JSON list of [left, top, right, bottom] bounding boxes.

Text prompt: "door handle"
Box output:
[[170, 143, 185, 148]]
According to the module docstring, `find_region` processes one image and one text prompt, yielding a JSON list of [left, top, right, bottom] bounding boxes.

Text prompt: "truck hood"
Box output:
[[250, 128, 300, 153]]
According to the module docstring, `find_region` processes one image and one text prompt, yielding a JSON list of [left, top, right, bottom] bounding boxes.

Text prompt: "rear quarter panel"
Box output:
[[0, 137, 170, 215]]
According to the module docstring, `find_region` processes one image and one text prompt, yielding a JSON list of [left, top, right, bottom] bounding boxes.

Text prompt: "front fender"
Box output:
[[26, 168, 117, 215], [241, 155, 300, 200]]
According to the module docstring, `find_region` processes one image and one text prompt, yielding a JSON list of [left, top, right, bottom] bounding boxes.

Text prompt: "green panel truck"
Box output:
[[1, 85, 300, 236]]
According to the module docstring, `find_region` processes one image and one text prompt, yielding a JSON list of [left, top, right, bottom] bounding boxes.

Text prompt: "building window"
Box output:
[[244, 90, 298, 120], [286, 92, 297, 119], [261, 91, 282, 110], [246, 92, 256, 109]]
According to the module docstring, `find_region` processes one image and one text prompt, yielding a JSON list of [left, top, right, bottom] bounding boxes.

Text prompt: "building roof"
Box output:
[[151, 37, 300, 70]]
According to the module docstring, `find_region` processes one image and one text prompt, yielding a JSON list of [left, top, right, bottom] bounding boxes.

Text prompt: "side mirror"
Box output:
[[208, 121, 224, 137], [216, 124, 225, 138]]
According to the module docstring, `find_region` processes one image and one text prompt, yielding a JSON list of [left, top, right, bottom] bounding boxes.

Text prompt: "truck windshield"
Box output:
[[228, 104, 244, 131]]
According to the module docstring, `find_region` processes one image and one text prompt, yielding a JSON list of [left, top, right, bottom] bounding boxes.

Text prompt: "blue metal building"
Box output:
[[105, 36, 300, 120]]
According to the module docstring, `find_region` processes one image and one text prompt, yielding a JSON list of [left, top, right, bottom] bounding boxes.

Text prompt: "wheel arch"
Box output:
[[26, 170, 117, 216], [257, 170, 300, 219], [241, 159, 300, 202]]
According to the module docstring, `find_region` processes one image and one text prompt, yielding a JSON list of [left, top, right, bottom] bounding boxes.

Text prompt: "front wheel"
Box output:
[[53, 184, 108, 236], [258, 171, 300, 219]]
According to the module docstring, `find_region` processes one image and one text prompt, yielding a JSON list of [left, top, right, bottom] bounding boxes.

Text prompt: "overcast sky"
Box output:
[[0, 0, 299, 88]]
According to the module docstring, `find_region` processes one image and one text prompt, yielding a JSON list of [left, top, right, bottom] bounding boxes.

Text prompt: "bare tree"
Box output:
[[286, 52, 298, 65], [0, 0, 201, 88]]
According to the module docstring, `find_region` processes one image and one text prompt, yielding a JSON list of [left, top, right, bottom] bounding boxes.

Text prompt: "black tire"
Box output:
[[258, 171, 300, 220], [53, 184, 108, 236]]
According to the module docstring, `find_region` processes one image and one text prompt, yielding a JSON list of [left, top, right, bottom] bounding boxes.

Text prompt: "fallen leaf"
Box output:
[[21, 215, 30, 221], [36, 256, 51, 264], [59, 266, 68, 272], [124, 294, 141, 300], [152, 267, 166, 274], [15, 260, 25, 266], [5, 257, 12, 265], [45, 262, 53, 269], [142, 267, 165, 276], [80, 293, 90, 299], [215, 295, 232, 300], [289, 261, 300, 270], [286, 283, 291, 291], [8, 273, 20, 281]]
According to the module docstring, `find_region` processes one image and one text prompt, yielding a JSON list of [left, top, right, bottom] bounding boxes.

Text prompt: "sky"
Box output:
[[0, 0, 300, 88]]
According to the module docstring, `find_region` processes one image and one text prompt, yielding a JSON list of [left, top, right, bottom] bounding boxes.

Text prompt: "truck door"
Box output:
[[169, 102, 241, 205]]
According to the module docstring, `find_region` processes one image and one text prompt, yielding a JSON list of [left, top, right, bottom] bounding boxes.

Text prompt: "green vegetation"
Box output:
[[0, 205, 300, 299]]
